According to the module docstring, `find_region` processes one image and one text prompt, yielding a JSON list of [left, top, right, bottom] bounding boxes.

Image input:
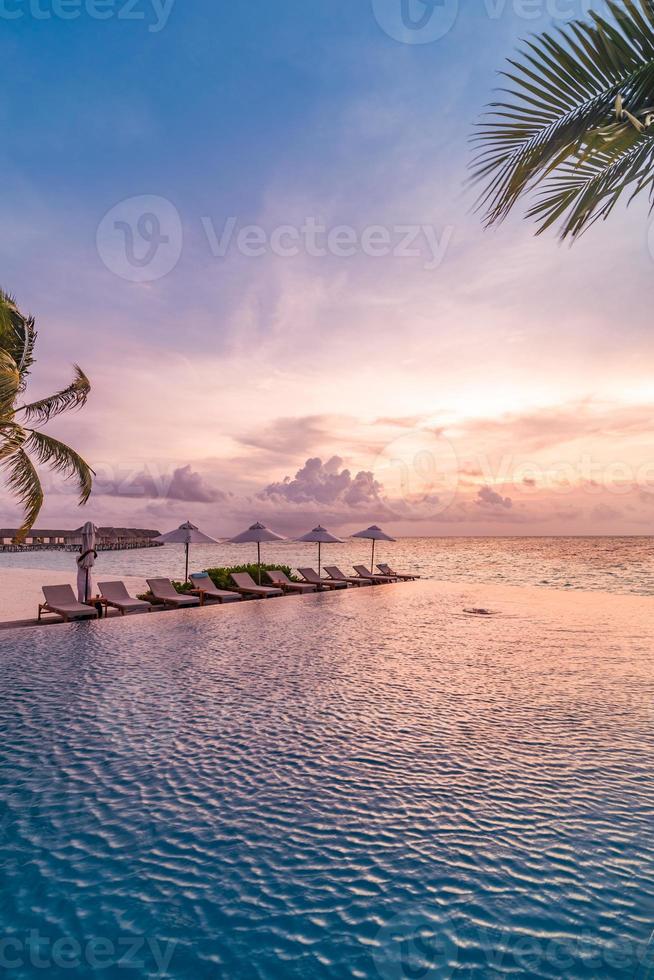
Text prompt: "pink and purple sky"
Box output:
[[2, 0, 653, 536]]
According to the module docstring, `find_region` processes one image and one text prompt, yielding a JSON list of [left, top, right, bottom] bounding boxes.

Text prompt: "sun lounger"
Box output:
[[230, 572, 283, 598], [353, 564, 396, 583], [298, 567, 348, 590], [265, 569, 317, 594], [377, 563, 420, 581], [99, 581, 153, 615], [189, 573, 242, 605], [39, 585, 99, 623], [323, 565, 373, 587], [147, 578, 201, 609]]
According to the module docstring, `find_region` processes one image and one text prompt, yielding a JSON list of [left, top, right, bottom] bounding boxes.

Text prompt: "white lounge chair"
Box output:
[[99, 581, 153, 616], [230, 572, 283, 598], [39, 585, 99, 623], [147, 578, 201, 609], [265, 569, 317, 594], [189, 573, 242, 604], [377, 563, 420, 581], [323, 565, 373, 587], [353, 564, 396, 583], [298, 567, 348, 590]]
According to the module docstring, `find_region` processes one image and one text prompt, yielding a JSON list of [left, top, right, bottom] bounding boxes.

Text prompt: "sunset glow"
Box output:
[[1, 2, 652, 536]]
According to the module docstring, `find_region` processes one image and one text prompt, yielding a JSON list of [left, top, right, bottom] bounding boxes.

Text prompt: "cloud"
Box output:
[[238, 416, 349, 456], [476, 485, 513, 509], [462, 401, 654, 453], [259, 456, 382, 509], [590, 502, 622, 522], [100, 465, 226, 503]]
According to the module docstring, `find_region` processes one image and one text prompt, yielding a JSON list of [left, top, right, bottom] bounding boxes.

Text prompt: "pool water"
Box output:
[[1, 581, 653, 978]]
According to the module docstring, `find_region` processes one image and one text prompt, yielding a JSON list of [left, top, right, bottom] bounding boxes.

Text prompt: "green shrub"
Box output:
[[204, 564, 297, 589], [137, 564, 297, 602]]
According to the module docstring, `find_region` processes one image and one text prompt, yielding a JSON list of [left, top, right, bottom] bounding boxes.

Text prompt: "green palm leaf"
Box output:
[[25, 430, 94, 505], [0, 350, 21, 417], [0, 289, 36, 381], [472, 0, 654, 239], [1, 444, 44, 542], [18, 365, 91, 424], [0, 288, 94, 538]]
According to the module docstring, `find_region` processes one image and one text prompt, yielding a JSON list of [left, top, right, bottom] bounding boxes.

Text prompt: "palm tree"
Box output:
[[0, 290, 93, 541], [472, 0, 654, 240]]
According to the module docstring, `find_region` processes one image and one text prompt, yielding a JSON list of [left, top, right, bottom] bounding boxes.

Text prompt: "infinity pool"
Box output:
[[1, 582, 653, 978]]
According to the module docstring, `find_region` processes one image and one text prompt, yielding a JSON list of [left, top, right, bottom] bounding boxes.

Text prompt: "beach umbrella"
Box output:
[[296, 525, 343, 576], [351, 524, 396, 573], [229, 521, 286, 584], [154, 521, 219, 582], [76, 521, 98, 603]]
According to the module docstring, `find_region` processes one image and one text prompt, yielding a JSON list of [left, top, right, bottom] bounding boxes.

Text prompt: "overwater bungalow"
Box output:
[[0, 527, 163, 552]]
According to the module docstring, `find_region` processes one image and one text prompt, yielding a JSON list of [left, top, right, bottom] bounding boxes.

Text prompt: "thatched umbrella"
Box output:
[[154, 521, 219, 582], [351, 524, 396, 574], [229, 522, 286, 584], [296, 525, 343, 577]]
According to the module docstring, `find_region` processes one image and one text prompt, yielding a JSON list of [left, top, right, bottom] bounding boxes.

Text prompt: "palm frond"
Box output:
[[472, 0, 654, 238], [0, 423, 27, 461], [18, 365, 92, 424], [0, 288, 36, 382], [527, 134, 654, 235], [25, 430, 94, 505], [0, 350, 21, 417], [0, 291, 93, 540], [1, 445, 44, 542]]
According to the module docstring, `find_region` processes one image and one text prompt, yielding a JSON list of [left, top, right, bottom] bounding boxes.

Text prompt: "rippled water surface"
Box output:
[[1, 582, 654, 978], [1, 535, 652, 597]]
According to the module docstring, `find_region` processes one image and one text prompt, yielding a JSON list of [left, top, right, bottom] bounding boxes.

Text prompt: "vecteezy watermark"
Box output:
[[372, 0, 611, 43], [96, 196, 454, 281], [372, 908, 458, 979], [371, 908, 654, 978], [483, 0, 607, 20], [96, 195, 183, 283], [371, 0, 460, 44], [0, 930, 177, 973], [372, 429, 460, 520], [0, 0, 174, 30], [367, 423, 654, 522], [201, 216, 453, 270]]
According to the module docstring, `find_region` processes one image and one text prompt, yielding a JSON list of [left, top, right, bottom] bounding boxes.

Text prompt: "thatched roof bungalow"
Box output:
[[0, 527, 162, 550]]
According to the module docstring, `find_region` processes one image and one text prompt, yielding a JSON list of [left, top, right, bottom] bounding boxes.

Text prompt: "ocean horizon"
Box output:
[[1, 535, 650, 598]]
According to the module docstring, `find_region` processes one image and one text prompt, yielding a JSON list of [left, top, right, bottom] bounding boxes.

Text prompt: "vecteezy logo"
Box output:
[[96, 195, 183, 282], [372, 907, 457, 980], [372, 0, 459, 43], [372, 428, 460, 520]]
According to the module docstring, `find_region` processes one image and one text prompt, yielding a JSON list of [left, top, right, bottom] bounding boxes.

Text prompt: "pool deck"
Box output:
[[0, 574, 410, 631], [0, 590, 288, 631]]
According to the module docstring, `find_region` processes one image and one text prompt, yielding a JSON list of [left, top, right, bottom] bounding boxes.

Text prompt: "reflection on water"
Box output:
[[1, 582, 653, 978], [0, 535, 652, 595]]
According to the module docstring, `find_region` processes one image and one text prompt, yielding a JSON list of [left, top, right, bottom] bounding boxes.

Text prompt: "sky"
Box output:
[[1, 0, 653, 536]]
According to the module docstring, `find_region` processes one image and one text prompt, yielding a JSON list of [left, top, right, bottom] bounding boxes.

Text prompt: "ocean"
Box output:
[[0, 536, 651, 596]]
